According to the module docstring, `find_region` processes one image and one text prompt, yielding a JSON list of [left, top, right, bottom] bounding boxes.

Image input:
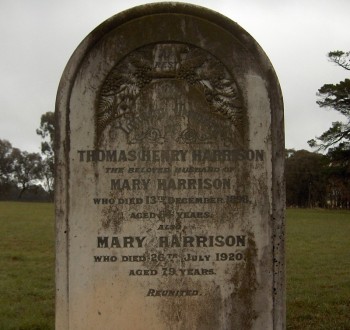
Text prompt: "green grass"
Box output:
[[0, 203, 349, 329], [286, 208, 350, 330], [0, 202, 55, 330]]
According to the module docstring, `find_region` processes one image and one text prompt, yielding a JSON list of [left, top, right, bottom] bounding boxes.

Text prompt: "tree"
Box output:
[[36, 111, 55, 198], [12, 149, 43, 199], [324, 143, 350, 208], [0, 139, 15, 196], [285, 150, 329, 207], [308, 51, 350, 151], [0, 139, 52, 201], [327, 50, 350, 71], [0, 139, 12, 181], [307, 52, 350, 208]]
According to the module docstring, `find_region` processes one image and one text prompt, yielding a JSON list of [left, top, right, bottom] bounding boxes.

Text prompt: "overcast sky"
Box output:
[[1, 0, 349, 153]]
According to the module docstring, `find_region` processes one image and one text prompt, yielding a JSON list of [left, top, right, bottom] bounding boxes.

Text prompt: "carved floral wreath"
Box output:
[[96, 43, 244, 144]]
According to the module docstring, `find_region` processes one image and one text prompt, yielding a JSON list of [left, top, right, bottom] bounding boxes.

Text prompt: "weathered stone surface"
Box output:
[[55, 3, 285, 329]]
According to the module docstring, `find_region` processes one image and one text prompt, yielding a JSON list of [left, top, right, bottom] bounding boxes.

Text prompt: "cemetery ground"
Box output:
[[0, 202, 349, 330]]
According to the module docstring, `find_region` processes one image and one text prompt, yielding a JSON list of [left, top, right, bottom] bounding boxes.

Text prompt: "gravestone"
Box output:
[[56, 3, 285, 329]]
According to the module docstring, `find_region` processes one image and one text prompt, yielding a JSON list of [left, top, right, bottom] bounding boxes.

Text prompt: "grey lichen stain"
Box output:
[[139, 231, 257, 329], [228, 232, 258, 329], [157, 280, 223, 330], [100, 205, 124, 234]]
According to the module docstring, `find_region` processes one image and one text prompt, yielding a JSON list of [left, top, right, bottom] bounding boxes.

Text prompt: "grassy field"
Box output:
[[0, 202, 349, 329], [286, 208, 350, 329], [0, 202, 55, 330]]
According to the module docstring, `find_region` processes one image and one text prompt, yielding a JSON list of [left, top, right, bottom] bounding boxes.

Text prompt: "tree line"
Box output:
[[0, 51, 349, 207], [0, 112, 54, 201], [286, 148, 349, 208]]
